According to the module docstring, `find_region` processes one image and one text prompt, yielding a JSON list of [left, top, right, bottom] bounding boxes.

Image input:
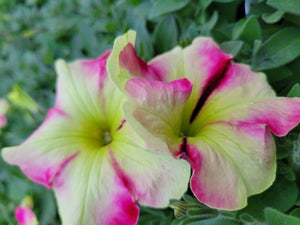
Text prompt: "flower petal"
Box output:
[[50, 148, 139, 225], [108, 31, 232, 130], [107, 30, 142, 91], [55, 51, 124, 130], [15, 206, 38, 225], [3, 101, 190, 225], [15, 196, 38, 225], [112, 122, 191, 207], [3, 50, 191, 224], [124, 78, 192, 152], [2, 109, 82, 189], [180, 37, 232, 126], [51, 124, 190, 224], [186, 120, 276, 210], [189, 63, 300, 136]]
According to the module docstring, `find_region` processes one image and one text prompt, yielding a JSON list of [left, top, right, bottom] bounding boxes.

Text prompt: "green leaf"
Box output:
[[287, 83, 300, 97], [290, 208, 300, 218], [148, 0, 191, 19], [275, 136, 293, 160], [200, 11, 218, 36], [252, 40, 262, 56], [267, 0, 300, 15], [187, 217, 241, 225], [265, 207, 300, 225], [290, 136, 300, 168], [213, 0, 235, 2], [232, 16, 261, 45], [262, 10, 285, 24], [284, 14, 300, 25], [277, 162, 296, 181], [39, 191, 57, 225], [220, 41, 243, 57], [266, 67, 293, 83], [238, 175, 298, 221], [252, 28, 300, 71], [154, 15, 178, 53], [138, 206, 174, 225], [199, 0, 213, 10], [247, 2, 274, 17]]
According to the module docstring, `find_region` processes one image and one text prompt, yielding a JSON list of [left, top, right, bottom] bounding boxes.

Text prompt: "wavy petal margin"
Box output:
[[124, 77, 192, 151], [107, 30, 232, 130], [2, 52, 190, 224], [110, 31, 300, 210]]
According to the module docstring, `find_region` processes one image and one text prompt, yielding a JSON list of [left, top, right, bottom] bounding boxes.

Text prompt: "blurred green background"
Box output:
[[1, 0, 300, 224]]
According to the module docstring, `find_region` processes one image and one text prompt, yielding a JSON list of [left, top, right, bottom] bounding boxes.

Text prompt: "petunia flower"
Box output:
[[15, 196, 39, 225], [2, 51, 190, 225], [107, 30, 300, 210], [0, 99, 9, 128]]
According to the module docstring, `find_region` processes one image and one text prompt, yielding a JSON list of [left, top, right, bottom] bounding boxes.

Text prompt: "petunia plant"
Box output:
[[107, 30, 300, 210], [2, 51, 190, 224]]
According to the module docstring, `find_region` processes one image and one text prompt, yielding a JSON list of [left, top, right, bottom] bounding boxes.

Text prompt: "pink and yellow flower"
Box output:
[[107, 30, 300, 210], [15, 196, 38, 225], [2, 51, 190, 224]]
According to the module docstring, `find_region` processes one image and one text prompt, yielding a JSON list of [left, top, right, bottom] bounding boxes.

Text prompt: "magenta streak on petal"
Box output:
[[187, 144, 237, 209], [81, 50, 111, 90], [81, 51, 111, 115], [190, 61, 231, 123], [250, 106, 300, 136], [23, 152, 80, 189], [105, 192, 140, 225], [174, 137, 188, 160], [116, 119, 126, 131], [176, 138, 236, 209], [0, 114, 7, 128], [119, 43, 163, 81], [15, 206, 34, 225], [50, 151, 80, 188], [45, 108, 68, 121], [109, 149, 139, 200]]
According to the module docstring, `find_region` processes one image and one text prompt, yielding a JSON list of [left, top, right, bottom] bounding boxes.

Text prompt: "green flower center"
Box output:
[[102, 131, 112, 145]]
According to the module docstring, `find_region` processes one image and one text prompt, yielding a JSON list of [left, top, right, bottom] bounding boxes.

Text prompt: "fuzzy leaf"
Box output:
[[267, 0, 300, 15], [252, 28, 300, 70], [265, 208, 300, 225], [148, 0, 191, 19]]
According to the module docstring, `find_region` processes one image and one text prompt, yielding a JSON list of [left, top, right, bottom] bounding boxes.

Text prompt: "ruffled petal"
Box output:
[[185, 120, 276, 210], [124, 78, 192, 152], [2, 109, 82, 189], [51, 148, 139, 225], [189, 63, 300, 136], [108, 30, 149, 91], [182, 63, 300, 210], [112, 122, 191, 207], [52, 124, 190, 224], [3, 49, 191, 224], [108, 31, 232, 131], [180, 37, 232, 127]]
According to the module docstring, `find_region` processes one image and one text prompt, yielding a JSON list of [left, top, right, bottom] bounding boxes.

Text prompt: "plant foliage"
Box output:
[[0, 0, 300, 224]]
